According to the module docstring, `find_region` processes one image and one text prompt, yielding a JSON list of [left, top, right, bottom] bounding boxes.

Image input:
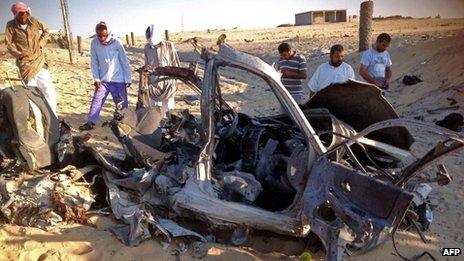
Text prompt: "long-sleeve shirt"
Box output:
[[90, 38, 131, 84], [5, 16, 49, 81]]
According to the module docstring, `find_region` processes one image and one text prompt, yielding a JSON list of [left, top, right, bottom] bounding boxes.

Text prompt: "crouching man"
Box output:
[[5, 2, 57, 115], [80, 22, 132, 130]]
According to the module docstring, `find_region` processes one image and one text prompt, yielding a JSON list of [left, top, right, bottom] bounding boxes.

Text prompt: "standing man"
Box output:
[[307, 44, 355, 94], [5, 2, 57, 114], [79, 22, 131, 130], [277, 43, 307, 104], [359, 33, 393, 90], [143, 24, 180, 116]]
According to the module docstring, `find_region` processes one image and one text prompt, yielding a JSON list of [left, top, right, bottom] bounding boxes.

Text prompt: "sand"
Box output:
[[0, 18, 463, 260]]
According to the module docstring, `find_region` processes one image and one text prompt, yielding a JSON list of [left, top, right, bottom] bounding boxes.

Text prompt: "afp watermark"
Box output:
[[442, 248, 461, 256]]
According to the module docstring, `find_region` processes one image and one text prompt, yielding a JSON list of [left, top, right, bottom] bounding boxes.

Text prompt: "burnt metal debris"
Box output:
[[1, 39, 463, 260]]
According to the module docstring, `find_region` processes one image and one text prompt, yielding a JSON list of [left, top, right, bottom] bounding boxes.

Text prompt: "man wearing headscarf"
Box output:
[[143, 24, 180, 116], [79, 21, 132, 130], [5, 2, 57, 114]]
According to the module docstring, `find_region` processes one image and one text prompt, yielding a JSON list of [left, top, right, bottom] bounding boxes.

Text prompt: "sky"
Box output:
[[1, 0, 464, 37]]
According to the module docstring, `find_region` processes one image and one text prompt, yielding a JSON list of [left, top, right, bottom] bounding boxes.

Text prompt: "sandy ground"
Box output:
[[0, 18, 463, 260]]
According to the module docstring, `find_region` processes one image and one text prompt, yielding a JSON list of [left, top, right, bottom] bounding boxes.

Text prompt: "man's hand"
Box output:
[[94, 81, 102, 89], [281, 69, 306, 79], [280, 69, 288, 78], [19, 51, 31, 60], [384, 81, 390, 90], [373, 79, 382, 88]]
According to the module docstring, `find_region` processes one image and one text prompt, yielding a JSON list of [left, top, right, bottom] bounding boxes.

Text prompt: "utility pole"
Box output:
[[59, 0, 74, 64]]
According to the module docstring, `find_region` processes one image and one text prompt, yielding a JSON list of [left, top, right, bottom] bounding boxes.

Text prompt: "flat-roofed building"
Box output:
[[295, 9, 347, 26]]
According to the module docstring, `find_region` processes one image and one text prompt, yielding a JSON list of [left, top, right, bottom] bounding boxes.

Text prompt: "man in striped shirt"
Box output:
[[277, 43, 308, 104]]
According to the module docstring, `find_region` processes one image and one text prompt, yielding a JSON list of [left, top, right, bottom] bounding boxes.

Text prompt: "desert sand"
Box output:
[[0, 18, 463, 260]]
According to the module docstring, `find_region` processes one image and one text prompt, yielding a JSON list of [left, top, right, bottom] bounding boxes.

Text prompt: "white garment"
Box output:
[[27, 68, 57, 115], [146, 24, 163, 47], [307, 62, 355, 93], [20, 24, 28, 30], [150, 97, 175, 118]]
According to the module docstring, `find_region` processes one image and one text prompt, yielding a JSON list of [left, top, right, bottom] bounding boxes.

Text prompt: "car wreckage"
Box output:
[[0, 41, 463, 260]]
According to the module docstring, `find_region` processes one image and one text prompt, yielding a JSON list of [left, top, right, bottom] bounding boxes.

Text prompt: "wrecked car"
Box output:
[[79, 41, 463, 260], [0, 41, 462, 260]]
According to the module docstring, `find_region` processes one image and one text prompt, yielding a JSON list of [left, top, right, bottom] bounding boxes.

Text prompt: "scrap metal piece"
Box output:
[[436, 164, 452, 186], [55, 121, 75, 167], [303, 158, 413, 259], [427, 105, 459, 114], [0, 172, 94, 230], [135, 66, 151, 109], [397, 139, 463, 187], [323, 119, 464, 174], [110, 210, 152, 247], [81, 143, 127, 177], [110, 107, 167, 166], [103, 170, 154, 246], [415, 164, 453, 186], [172, 175, 306, 236], [230, 226, 249, 246], [241, 127, 267, 171], [216, 34, 227, 45], [157, 218, 206, 242], [217, 170, 263, 202], [287, 145, 310, 191]]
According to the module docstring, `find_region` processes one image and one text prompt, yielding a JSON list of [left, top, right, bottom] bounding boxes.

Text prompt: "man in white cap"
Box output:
[[4, 1, 57, 115], [143, 24, 181, 116]]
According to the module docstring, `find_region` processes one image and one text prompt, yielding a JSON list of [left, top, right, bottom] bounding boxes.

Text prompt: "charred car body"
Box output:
[[84, 42, 463, 260], [0, 42, 463, 260]]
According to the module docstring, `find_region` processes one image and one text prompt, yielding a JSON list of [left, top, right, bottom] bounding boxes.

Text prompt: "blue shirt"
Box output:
[[90, 38, 131, 84]]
